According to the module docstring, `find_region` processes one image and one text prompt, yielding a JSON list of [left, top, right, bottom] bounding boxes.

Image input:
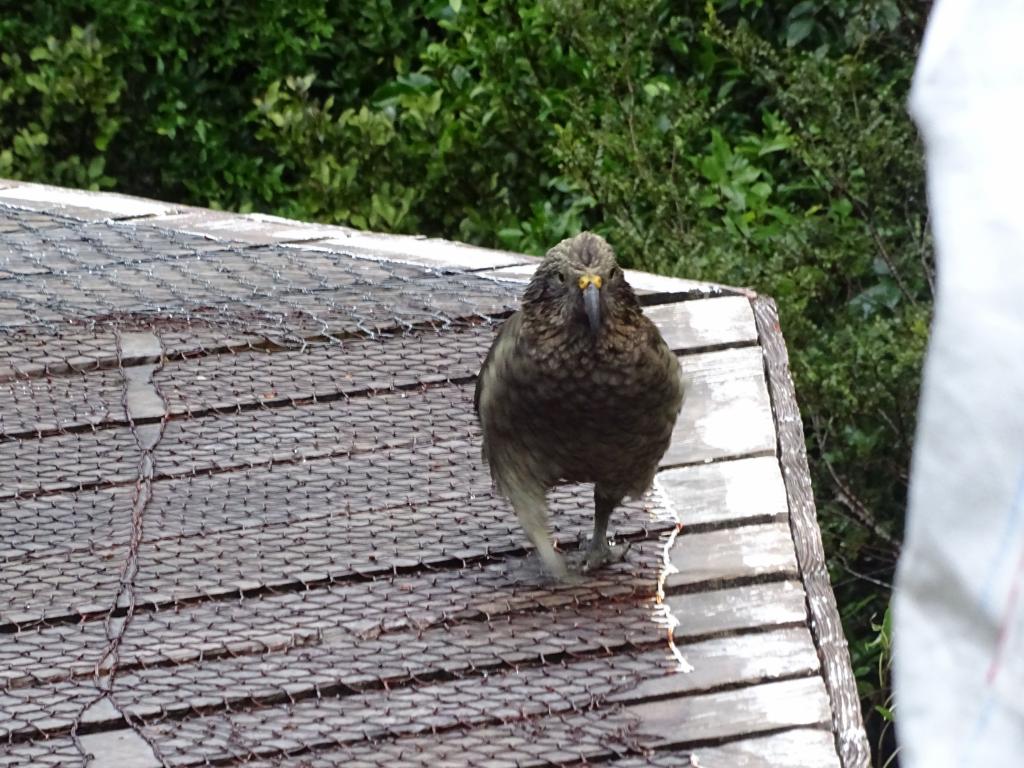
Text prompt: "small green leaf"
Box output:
[[398, 72, 437, 92], [497, 227, 523, 244], [831, 197, 854, 219], [700, 155, 723, 183], [451, 65, 470, 89], [757, 136, 794, 155], [787, 1, 817, 20], [87, 156, 104, 179], [787, 18, 814, 47], [24, 73, 46, 92]]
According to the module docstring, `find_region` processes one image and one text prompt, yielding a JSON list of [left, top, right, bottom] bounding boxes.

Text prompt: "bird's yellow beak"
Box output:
[[578, 274, 602, 332]]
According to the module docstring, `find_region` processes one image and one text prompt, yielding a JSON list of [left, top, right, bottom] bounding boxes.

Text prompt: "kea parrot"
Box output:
[[474, 232, 684, 580]]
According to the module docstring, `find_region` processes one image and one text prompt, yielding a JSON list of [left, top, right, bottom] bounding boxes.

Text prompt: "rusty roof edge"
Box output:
[[0, 178, 750, 302]]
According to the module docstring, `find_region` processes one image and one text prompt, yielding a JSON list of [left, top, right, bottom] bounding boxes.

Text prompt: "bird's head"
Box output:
[[522, 232, 640, 336]]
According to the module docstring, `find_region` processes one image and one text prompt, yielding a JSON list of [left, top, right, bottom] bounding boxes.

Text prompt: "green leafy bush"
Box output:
[[1, 2, 930, 761]]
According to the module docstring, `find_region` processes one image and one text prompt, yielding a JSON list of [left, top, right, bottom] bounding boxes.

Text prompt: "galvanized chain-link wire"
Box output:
[[0, 206, 680, 768]]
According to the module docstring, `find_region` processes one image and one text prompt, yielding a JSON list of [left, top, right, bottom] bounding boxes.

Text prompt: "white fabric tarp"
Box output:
[[895, 1, 1024, 766]]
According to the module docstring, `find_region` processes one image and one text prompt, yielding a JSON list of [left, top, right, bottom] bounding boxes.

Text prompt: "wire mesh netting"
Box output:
[[0, 206, 686, 767]]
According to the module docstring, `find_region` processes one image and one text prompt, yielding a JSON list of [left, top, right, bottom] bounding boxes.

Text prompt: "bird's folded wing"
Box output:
[[474, 311, 523, 418]]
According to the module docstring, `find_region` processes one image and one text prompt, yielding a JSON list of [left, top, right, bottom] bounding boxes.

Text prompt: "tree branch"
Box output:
[[826, 460, 903, 552], [810, 414, 904, 554]]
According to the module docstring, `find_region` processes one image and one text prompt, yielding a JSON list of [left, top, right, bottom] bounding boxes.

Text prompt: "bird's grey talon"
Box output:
[[531, 551, 583, 585], [553, 568, 585, 586], [582, 539, 632, 572]]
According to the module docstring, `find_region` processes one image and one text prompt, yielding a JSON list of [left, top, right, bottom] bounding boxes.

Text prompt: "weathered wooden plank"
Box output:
[[0, 735, 83, 767], [645, 295, 758, 353], [129, 212, 533, 270], [662, 346, 777, 467], [0, 542, 543, 685], [49, 703, 838, 768], [752, 296, 869, 768], [606, 728, 841, 768], [630, 676, 832, 749], [0, 445, 672, 626], [476, 261, 732, 298], [657, 455, 788, 528], [0, 183, 175, 220], [4, 349, 782, 503], [77, 728, 162, 768], [0, 368, 127, 437], [688, 728, 842, 768], [0, 384, 482, 520], [1, 320, 495, 438], [306, 233, 533, 271], [159, 327, 486, 419], [132, 210, 341, 245], [206, 674, 830, 767], [4, 321, 767, 457], [164, 631, 822, 768], [13, 719, 622, 768], [667, 580, 808, 640], [0, 244, 518, 369], [2, 536, 806, 696], [129, 649, 827, 766], [609, 626, 819, 702], [2, 443, 804, 630], [167, 333, 753, 445], [666, 522, 799, 589], [2, 433, 786, 570], [0, 332, 123, 382], [4, 602, 660, 739], [110, 621, 812, 728]]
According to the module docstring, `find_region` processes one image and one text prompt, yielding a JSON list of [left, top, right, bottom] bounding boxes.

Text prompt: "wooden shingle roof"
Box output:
[[0, 181, 868, 768]]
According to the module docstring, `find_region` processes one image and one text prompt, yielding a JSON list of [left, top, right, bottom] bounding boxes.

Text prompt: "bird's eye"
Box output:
[[555, 272, 566, 283]]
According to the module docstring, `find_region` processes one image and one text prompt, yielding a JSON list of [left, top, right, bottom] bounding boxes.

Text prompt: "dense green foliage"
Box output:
[[1, 1, 931, 760]]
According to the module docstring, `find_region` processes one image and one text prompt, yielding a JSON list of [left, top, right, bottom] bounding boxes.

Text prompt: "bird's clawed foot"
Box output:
[[533, 548, 583, 585], [526, 535, 630, 582], [581, 538, 632, 573]]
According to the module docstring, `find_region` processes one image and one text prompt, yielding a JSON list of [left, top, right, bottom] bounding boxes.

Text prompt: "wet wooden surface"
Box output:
[[0, 181, 866, 768]]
